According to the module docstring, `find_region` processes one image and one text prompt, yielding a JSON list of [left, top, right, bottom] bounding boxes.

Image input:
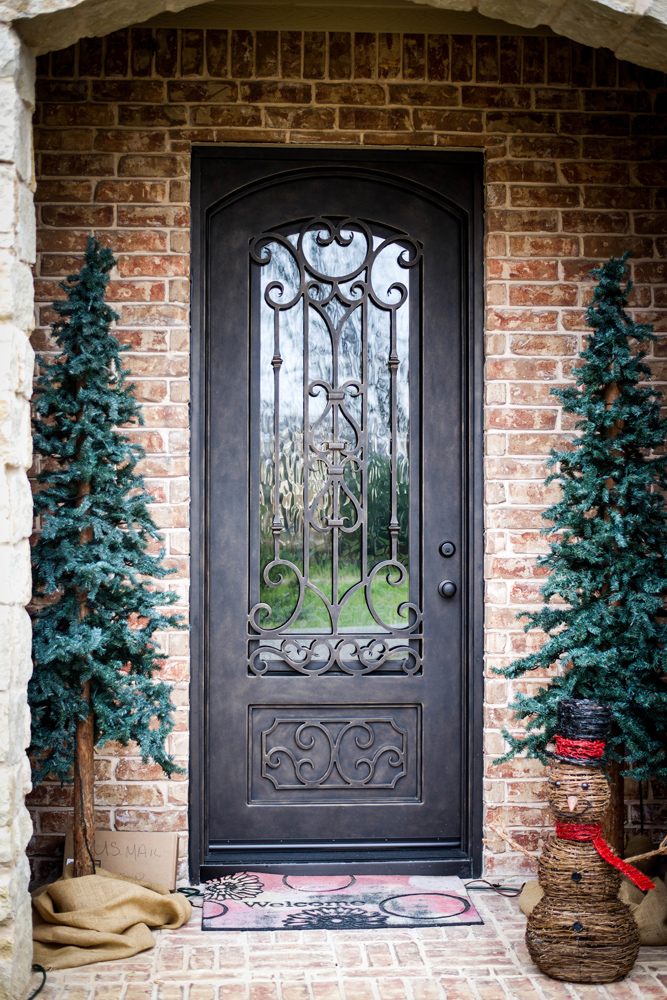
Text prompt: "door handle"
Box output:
[[438, 580, 457, 599]]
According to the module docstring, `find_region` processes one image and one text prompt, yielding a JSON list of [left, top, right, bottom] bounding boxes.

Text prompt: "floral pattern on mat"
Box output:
[[202, 873, 483, 930]]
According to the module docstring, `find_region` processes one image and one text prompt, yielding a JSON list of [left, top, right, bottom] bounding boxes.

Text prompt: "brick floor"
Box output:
[[29, 891, 667, 1000]]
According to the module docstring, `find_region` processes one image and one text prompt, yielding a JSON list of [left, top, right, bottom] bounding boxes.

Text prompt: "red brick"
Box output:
[[41, 204, 115, 227], [560, 162, 630, 184], [509, 236, 579, 257], [340, 108, 410, 130], [522, 37, 545, 84], [94, 130, 166, 152], [487, 259, 558, 281], [451, 35, 473, 83], [581, 137, 652, 159], [510, 187, 579, 209], [461, 85, 529, 109], [499, 36, 520, 85], [105, 281, 165, 302], [36, 230, 89, 252], [91, 81, 164, 103], [582, 235, 653, 257], [131, 28, 154, 78], [114, 809, 187, 832], [117, 206, 189, 227], [243, 81, 311, 103], [487, 211, 558, 233], [560, 112, 630, 135], [116, 304, 188, 326], [353, 32, 375, 80], [508, 434, 573, 456], [561, 210, 629, 233], [634, 262, 667, 283], [486, 112, 556, 133], [155, 28, 177, 76], [387, 84, 457, 106], [427, 34, 449, 82], [105, 29, 129, 77], [487, 310, 558, 332], [36, 79, 86, 102], [35, 180, 92, 203], [414, 110, 482, 132], [403, 33, 425, 80], [41, 153, 115, 177], [34, 127, 93, 151], [510, 334, 578, 355], [117, 255, 189, 277], [118, 155, 186, 177], [582, 186, 650, 208], [79, 37, 103, 77], [207, 29, 229, 77], [533, 88, 579, 110], [42, 103, 115, 127], [378, 32, 401, 80], [95, 183, 167, 209], [572, 43, 593, 87], [182, 28, 204, 76], [330, 32, 352, 80], [226, 29, 251, 78], [487, 408, 557, 430], [315, 82, 383, 105], [584, 90, 650, 113], [634, 213, 667, 234], [264, 106, 333, 129], [486, 161, 556, 183], [364, 132, 434, 146], [510, 136, 580, 158], [509, 284, 578, 307], [476, 35, 499, 83], [119, 105, 188, 127]]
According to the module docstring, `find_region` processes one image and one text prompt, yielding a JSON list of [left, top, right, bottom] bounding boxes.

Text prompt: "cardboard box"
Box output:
[[63, 830, 179, 890]]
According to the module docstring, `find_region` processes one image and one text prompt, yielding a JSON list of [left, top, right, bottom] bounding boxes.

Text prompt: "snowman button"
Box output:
[[572, 922, 583, 932], [571, 872, 582, 882]]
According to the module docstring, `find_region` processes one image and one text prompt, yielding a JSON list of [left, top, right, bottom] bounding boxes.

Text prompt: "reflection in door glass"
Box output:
[[250, 217, 423, 675]]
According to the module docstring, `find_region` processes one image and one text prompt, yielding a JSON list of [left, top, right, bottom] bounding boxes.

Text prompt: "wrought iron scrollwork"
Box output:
[[261, 716, 408, 789], [249, 216, 423, 675]]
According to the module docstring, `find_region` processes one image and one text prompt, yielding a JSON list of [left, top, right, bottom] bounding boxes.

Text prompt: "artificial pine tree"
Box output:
[[30, 238, 184, 877], [497, 253, 667, 852]]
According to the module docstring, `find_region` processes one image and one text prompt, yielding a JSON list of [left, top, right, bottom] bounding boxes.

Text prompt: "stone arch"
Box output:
[[5, 0, 667, 72]]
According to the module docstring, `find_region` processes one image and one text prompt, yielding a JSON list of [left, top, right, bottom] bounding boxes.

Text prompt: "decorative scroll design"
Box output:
[[249, 636, 421, 676], [249, 216, 423, 675], [261, 716, 407, 789]]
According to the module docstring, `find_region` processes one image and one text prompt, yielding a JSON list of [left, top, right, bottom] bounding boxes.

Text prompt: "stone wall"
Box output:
[[0, 22, 35, 1000], [29, 26, 667, 885]]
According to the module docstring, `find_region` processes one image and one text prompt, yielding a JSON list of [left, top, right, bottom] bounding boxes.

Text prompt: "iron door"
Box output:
[[191, 148, 483, 877]]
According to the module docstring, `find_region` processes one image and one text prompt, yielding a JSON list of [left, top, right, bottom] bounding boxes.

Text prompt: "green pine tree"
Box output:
[[496, 253, 667, 842], [29, 237, 185, 876]]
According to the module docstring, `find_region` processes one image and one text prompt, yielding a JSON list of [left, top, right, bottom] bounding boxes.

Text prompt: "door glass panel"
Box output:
[[249, 217, 423, 675]]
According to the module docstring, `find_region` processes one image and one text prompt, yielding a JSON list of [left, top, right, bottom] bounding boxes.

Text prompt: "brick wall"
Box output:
[[29, 26, 667, 884]]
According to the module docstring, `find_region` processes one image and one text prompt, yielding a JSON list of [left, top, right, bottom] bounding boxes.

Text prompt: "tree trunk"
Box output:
[[73, 478, 95, 878], [604, 757, 625, 856], [73, 679, 96, 877], [602, 381, 625, 856]]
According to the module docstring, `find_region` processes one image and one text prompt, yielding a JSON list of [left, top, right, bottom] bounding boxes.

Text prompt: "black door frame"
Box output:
[[189, 146, 485, 880]]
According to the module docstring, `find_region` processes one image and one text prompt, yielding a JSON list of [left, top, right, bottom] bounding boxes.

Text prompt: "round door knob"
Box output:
[[439, 540, 456, 558], [438, 580, 457, 599]]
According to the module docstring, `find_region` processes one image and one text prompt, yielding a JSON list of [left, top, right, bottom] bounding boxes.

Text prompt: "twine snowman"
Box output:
[[526, 698, 654, 983]]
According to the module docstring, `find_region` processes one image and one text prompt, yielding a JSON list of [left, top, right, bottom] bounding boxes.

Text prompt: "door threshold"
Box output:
[[201, 847, 473, 879]]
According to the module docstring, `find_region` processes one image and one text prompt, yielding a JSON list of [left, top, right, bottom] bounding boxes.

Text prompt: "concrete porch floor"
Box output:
[[31, 889, 667, 1000]]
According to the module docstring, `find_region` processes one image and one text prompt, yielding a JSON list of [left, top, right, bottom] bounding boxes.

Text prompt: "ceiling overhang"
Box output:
[[5, 0, 667, 72]]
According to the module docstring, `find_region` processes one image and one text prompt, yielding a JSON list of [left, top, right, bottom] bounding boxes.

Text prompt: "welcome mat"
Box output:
[[202, 872, 483, 930]]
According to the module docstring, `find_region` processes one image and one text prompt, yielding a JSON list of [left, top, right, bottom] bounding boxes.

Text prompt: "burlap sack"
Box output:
[[620, 874, 667, 946], [518, 880, 543, 916], [32, 867, 192, 969]]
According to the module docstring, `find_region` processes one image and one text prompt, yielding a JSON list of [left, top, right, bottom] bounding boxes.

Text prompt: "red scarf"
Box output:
[[555, 822, 655, 892]]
